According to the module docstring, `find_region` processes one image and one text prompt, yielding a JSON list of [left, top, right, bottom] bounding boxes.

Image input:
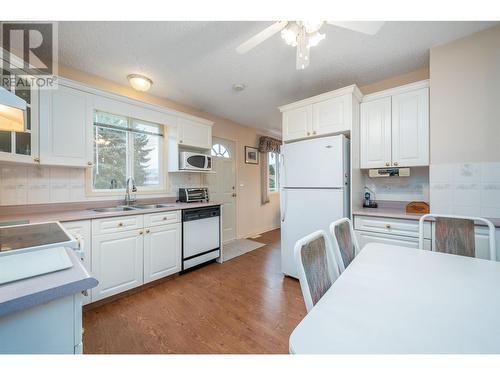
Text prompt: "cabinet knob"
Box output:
[[33, 157, 40, 163], [163, 217, 167, 220], [139, 230, 144, 235], [179, 140, 183, 143], [385, 162, 390, 167], [87, 161, 93, 166], [146, 229, 150, 234], [393, 162, 399, 166], [313, 131, 317, 135], [118, 222, 123, 227], [385, 224, 391, 229], [307, 132, 310, 136]]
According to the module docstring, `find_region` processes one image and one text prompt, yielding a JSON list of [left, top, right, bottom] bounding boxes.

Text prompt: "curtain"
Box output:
[[259, 136, 281, 205]]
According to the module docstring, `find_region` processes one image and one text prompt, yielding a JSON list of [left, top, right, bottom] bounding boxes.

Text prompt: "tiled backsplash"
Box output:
[[363, 167, 429, 203], [430, 162, 500, 218], [0, 164, 202, 206]]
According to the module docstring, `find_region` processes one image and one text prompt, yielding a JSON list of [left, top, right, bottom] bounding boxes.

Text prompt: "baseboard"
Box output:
[[240, 224, 281, 240]]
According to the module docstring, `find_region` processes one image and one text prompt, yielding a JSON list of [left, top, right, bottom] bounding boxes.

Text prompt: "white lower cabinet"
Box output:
[[90, 211, 182, 302], [61, 220, 92, 305], [356, 230, 431, 250], [144, 223, 181, 283], [91, 229, 144, 301]]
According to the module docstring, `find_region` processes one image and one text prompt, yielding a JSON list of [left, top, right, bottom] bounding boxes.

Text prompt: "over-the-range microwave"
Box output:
[[179, 151, 212, 171]]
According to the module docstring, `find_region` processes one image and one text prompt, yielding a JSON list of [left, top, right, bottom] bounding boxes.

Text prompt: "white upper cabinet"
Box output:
[[280, 85, 361, 143], [282, 106, 312, 142], [39, 84, 93, 167], [312, 95, 351, 137], [360, 97, 392, 168], [178, 117, 212, 149], [391, 87, 429, 167], [360, 81, 429, 169]]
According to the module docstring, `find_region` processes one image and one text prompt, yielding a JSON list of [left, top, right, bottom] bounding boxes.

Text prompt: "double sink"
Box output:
[[91, 203, 175, 213]]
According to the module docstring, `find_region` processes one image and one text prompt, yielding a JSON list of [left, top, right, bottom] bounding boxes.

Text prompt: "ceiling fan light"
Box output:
[[303, 21, 324, 34], [281, 23, 299, 46], [307, 31, 326, 48]]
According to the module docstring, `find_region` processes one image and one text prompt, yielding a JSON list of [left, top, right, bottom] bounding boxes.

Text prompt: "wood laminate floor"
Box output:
[[83, 229, 306, 354]]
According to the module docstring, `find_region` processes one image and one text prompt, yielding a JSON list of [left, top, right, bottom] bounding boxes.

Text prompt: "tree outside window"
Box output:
[[268, 152, 279, 192], [92, 111, 163, 191]]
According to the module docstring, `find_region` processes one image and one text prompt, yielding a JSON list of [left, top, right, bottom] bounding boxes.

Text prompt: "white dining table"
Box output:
[[289, 243, 500, 354]]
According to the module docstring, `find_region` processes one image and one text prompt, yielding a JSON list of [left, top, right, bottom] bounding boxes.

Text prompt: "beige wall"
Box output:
[[430, 25, 500, 164], [360, 67, 429, 94], [59, 65, 280, 239]]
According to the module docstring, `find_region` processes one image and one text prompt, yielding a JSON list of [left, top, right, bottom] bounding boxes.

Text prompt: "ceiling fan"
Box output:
[[236, 21, 385, 70]]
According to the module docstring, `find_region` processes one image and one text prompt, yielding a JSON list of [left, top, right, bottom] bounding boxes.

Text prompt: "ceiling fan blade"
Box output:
[[326, 21, 385, 35], [236, 21, 288, 54]]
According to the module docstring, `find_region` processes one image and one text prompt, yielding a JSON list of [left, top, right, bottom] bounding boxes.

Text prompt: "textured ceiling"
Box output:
[[58, 21, 498, 133]]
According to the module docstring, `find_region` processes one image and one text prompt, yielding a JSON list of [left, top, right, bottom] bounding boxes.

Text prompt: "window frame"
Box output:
[[88, 110, 167, 195], [267, 151, 280, 194]]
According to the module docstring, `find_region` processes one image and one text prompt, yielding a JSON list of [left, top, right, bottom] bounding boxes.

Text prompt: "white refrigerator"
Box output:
[[280, 134, 350, 278]]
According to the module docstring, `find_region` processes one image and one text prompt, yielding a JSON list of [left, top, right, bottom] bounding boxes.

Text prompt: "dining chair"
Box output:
[[294, 230, 341, 312], [418, 214, 496, 261], [329, 218, 360, 273]]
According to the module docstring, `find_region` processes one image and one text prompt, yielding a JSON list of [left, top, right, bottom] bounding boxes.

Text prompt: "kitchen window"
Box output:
[[92, 110, 164, 192], [268, 152, 279, 193]]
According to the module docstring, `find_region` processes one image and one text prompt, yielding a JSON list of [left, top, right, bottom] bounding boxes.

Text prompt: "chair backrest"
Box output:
[[418, 214, 496, 261], [329, 218, 360, 273], [294, 230, 340, 312]]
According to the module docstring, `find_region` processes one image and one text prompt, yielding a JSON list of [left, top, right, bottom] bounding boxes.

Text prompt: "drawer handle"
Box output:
[[385, 224, 391, 229], [118, 222, 124, 227]]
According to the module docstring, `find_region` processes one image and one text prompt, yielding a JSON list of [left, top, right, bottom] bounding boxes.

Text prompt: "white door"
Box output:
[[282, 106, 312, 142], [391, 87, 429, 167], [61, 220, 92, 305], [282, 135, 345, 188], [39, 84, 93, 167], [144, 223, 181, 283], [312, 95, 350, 136], [355, 230, 432, 250], [178, 118, 212, 149], [91, 230, 143, 301], [205, 137, 236, 242], [281, 188, 346, 278], [360, 97, 392, 169]]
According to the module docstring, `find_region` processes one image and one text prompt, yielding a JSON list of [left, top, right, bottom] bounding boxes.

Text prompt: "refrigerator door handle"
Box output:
[[281, 189, 287, 222]]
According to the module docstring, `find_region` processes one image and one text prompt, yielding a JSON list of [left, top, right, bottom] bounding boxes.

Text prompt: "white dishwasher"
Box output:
[[182, 205, 220, 270]]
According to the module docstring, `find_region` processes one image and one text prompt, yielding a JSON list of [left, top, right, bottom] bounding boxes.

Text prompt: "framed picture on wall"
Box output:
[[245, 146, 259, 164]]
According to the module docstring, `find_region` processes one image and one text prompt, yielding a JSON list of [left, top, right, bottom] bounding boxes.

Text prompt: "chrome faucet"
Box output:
[[125, 177, 137, 206]]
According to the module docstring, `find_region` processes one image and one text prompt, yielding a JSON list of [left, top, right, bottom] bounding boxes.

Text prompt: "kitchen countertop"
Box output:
[[0, 201, 221, 224], [352, 201, 500, 228], [0, 249, 98, 317]]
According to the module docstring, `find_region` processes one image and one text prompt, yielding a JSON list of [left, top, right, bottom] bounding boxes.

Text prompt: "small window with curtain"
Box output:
[[92, 110, 164, 191], [268, 152, 280, 193]]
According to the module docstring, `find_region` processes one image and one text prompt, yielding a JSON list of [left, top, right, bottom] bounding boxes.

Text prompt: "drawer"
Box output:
[[92, 214, 143, 236], [355, 230, 432, 250], [354, 215, 431, 239], [144, 210, 181, 227]]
